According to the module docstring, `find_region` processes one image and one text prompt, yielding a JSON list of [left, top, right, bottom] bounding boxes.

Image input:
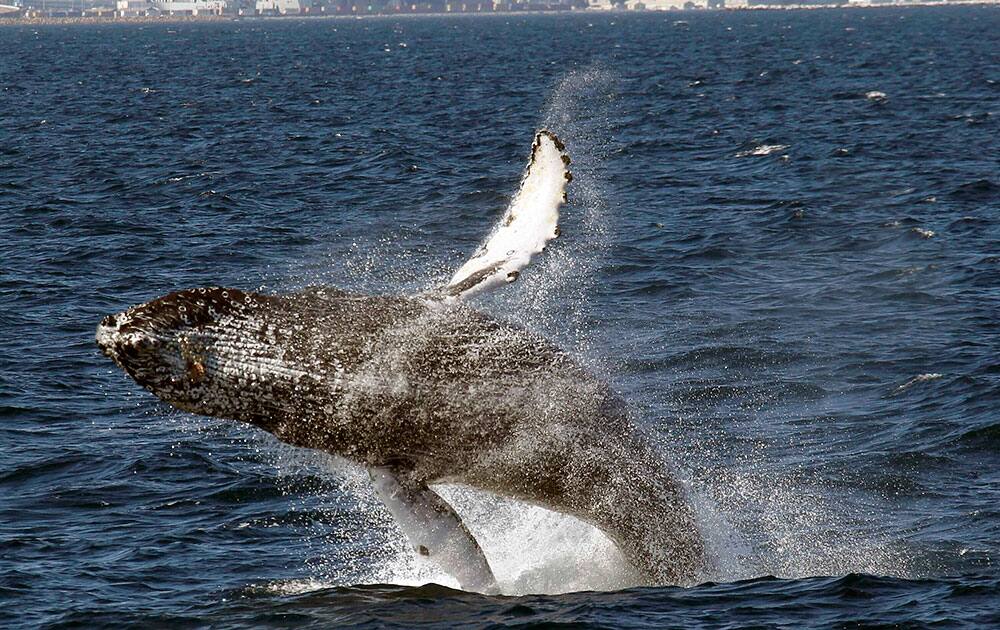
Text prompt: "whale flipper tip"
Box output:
[[441, 129, 571, 300]]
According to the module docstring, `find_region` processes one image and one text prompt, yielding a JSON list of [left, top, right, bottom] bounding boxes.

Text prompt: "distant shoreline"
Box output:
[[1, 2, 997, 27], [0, 15, 233, 25]]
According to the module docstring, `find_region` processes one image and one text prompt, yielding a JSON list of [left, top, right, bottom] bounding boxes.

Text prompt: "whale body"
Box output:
[[95, 131, 705, 591]]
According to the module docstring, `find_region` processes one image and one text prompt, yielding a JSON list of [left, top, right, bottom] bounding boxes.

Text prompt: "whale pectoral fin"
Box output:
[[440, 130, 571, 300], [369, 467, 498, 594]]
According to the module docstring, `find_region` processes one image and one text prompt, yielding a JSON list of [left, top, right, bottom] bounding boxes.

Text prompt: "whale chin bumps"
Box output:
[[94, 287, 261, 412], [97, 130, 705, 591]]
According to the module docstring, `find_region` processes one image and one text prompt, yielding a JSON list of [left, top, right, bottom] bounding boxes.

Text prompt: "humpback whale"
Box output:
[[96, 131, 704, 592]]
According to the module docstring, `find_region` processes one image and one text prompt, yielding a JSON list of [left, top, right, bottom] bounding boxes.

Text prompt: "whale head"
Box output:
[[96, 287, 289, 422]]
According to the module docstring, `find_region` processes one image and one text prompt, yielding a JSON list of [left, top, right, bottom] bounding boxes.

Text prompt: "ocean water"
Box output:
[[2, 6, 999, 628]]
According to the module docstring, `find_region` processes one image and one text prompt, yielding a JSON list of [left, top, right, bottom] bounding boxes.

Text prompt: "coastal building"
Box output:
[[622, 0, 707, 8], [20, 0, 93, 13], [115, 0, 150, 14], [19, 0, 123, 14], [148, 0, 226, 13], [254, 0, 300, 12]]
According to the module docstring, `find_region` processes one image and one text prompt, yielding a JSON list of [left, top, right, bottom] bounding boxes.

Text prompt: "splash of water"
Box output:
[[501, 65, 620, 362], [259, 64, 914, 595], [271, 67, 634, 596], [154, 60, 919, 593]]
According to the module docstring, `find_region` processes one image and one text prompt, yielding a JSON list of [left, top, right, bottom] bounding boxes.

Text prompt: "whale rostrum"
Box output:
[[96, 131, 705, 591]]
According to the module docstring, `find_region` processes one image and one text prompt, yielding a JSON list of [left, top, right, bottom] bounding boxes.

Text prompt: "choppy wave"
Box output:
[[735, 144, 789, 158]]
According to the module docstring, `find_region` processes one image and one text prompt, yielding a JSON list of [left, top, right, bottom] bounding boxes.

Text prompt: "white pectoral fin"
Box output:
[[369, 467, 498, 594], [443, 130, 571, 299]]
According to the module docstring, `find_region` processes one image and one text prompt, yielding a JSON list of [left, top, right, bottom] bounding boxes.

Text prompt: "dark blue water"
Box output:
[[3, 7, 1000, 628]]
